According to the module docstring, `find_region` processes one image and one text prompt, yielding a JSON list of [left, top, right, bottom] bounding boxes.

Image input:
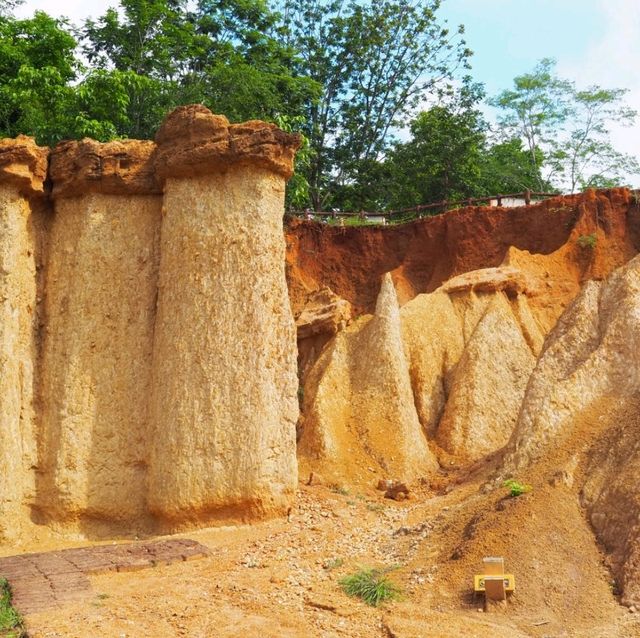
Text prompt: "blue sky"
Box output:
[[16, 0, 640, 178], [438, 0, 640, 168], [440, 0, 603, 94]]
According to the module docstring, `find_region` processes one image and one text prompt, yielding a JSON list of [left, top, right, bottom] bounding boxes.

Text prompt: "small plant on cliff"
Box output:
[[577, 233, 597, 249], [503, 479, 532, 498], [0, 578, 25, 638], [339, 566, 401, 607]]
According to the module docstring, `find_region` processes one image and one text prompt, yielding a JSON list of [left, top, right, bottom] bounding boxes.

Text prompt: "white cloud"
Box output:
[[558, 0, 640, 182], [15, 0, 108, 22]]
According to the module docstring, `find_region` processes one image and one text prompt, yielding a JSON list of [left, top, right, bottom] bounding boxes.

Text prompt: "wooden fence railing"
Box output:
[[288, 190, 562, 223]]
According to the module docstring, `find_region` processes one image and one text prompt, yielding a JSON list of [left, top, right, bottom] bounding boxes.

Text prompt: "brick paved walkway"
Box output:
[[0, 538, 210, 614]]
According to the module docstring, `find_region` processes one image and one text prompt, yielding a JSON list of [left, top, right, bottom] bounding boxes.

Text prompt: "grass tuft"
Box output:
[[0, 577, 25, 638], [503, 479, 532, 497], [339, 567, 401, 607]]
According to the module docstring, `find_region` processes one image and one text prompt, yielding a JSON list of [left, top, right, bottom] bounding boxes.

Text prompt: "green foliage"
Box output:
[[382, 83, 487, 209], [479, 138, 550, 194], [502, 479, 532, 498], [366, 85, 549, 210], [577, 233, 597, 249], [339, 567, 401, 606], [277, 0, 471, 210], [1, 1, 637, 210], [81, 0, 319, 139], [0, 577, 25, 638], [0, 11, 78, 145], [491, 58, 639, 193]]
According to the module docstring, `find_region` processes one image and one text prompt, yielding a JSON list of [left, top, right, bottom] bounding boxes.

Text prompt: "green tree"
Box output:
[[479, 138, 549, 194], [491, 59, 639, 192], [193, 0, 319, 122], [553, 87, 639, 192], [82, 0, 319, 139], [385, 83, 486, 208], [277, 0, 471, 210], [489, 58, 572, 190], [371, 84, 547, 211], [0, 11, 78, 145], [82, 0, 203, 139]]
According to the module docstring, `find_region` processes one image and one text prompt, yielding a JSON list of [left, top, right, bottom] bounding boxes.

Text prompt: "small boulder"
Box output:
[[384, 481, 410, 501]]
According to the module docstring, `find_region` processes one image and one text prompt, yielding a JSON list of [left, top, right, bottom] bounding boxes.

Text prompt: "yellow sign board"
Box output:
[[474, 574, 515, 592]]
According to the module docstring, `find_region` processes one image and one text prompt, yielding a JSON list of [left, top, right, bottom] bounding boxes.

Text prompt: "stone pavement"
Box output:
[[0, 538, 210, 615]]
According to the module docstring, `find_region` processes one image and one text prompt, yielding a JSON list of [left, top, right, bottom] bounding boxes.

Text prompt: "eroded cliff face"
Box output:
[[3, 109, 640, 620], [291, 193, 640, 606], [297, 265, 544, 483], [0, 106, 300, 539], [298, 274, 437, 485]]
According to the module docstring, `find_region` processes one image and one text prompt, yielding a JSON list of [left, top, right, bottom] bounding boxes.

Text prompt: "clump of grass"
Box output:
[[577, 233, 597, 249], [339, 567, 401, 607], [330, 485, 349, 496], [0, 578, 25, 638], [503, 479, 532, 497]]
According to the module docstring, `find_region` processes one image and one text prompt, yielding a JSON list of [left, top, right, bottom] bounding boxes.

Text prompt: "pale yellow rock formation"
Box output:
[[0, 136, 47, 539], [508, 255, 640, 468], [400, 291, 463, 439], [401, 267, 543, 462], [37, 140, 161, 528], [299, 266, 545, 478], [436, 294, 538, 460], [503, 255, 640, 606], [146, 106, 300, 525], [295, 286, 352, 385], [295, 287, 351, 340], [580, 400, 640, 608], [298, 273, 436, 485]]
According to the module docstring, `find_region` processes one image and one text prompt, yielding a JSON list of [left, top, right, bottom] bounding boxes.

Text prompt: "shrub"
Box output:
[[577, 233, 597, 249], [339, 567, 401, 606], [503, 479, 532, 497]]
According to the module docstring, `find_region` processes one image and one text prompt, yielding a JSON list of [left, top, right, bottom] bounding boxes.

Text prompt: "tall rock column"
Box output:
[[0, 137, 47, 540], [147, 105, 300, 525], [37, 140, 162, 531]]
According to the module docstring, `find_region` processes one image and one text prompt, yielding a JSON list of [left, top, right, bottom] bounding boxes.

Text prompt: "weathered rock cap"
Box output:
[[442, 266, 532, 297], [295, 287, 352, 340], [0, 135, 48, 196], [49, 138, 161, 199], [154, 104, 301, 180]]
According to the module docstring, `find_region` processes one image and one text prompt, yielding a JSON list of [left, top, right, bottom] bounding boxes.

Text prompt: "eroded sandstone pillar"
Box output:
[[147, 106, 300, 525], [0, 137, 47, 540], [37, 140, 162, 531]]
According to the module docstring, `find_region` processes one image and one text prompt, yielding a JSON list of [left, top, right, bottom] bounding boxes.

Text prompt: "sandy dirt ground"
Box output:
[[7, 469, 640, 638]]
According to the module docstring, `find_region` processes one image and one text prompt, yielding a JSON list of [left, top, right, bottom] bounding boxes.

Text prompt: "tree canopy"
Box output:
[[0, 2, 637, 210]]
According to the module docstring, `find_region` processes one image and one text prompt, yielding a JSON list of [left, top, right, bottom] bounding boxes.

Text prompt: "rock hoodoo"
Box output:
[[147, 106, 300, 525], [0, 136, 47, 539], [37, 139, 162, 529], [0, 106, 301, 538], [298, 273, 436, 485]]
